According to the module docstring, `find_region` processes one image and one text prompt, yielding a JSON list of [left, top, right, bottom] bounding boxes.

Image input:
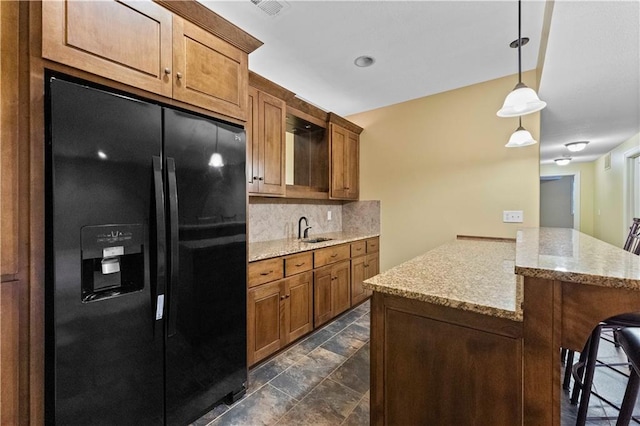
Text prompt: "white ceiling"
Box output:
[[202, 0, 640, 164], [538, 0, 639, 164]]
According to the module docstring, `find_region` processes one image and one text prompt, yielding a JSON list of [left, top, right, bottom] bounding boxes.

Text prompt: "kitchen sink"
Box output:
[[301, 237, 333, 243]]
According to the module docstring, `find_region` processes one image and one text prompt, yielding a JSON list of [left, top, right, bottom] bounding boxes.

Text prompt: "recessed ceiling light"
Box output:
[[565, 141, 589, 152], [354, 56, 375, 68], [554, 157, 572, 166]]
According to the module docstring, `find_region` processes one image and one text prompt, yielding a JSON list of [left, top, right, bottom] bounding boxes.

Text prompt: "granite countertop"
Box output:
[[364, 238, 523, 321], [249, 231, 380, 262], [515, 227, 640, 289]]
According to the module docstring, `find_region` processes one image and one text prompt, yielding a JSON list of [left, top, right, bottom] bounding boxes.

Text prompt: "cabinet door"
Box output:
[[314, 266, 333, 327], [330, 123, 359, 200], [256, 91, 286, 195], [332, 260, 351, 317], [247, 280, 286, 365], [246, 87, 260, 193], [366, 252, 379, 279], [285, 272, 313, 342], [345, 131, 359, 199], [42, 0, 173, 97], [330, 123, 348, 199], [363, 252, 379, 299], [351, 255, 368, 306], [0, 280, 20, 424], [173, 16, 248, 120]]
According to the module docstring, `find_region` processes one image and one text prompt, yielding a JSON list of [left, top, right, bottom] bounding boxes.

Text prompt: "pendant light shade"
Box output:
[[497, 0, 546, 118], [505, 117, 537, 147], [497, 82, 547, 117]]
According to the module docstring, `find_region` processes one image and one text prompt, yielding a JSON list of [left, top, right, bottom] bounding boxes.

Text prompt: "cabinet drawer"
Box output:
[[248, 258, 284, 288], [314, 244, 350, 268], [284, 252, 313, 277], [351, 240, 366, 257], [366, 237, 379, 253]]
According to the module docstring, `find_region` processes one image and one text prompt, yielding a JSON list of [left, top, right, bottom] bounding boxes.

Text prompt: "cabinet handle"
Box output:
[[253, 176, 258, 180], [176, 72, 183, 79], [295, 262, 305, 267], [260, 270, 273, 276], [258, 177, 264, 181], [280, 295, 286, 300], [356, 247, 362, 251], [164, 68, 171, 75], [286, 294, 290, 298], [364, 264, 369, 267], [330, 253, 338, 258]]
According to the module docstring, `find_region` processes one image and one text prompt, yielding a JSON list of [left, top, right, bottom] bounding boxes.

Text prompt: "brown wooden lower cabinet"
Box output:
[[247, 271, 313, 366], [314, 260, 350, 327], [0, 280, 21, 425], [371, 293, 523, 426], [248, 238, 378, 366], [351, 252, 378, 306]]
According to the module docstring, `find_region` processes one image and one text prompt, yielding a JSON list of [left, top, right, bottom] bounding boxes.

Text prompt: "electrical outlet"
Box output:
[[503, 210, 524, 223], [327, 210, 332, 221]]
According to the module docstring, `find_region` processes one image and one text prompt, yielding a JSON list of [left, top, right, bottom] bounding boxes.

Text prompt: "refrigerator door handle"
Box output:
[[166, 157, 179, 337], [152, 156, 166, 321]]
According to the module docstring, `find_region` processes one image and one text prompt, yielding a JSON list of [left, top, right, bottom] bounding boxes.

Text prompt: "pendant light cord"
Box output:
[[518, 0, 522, 84]]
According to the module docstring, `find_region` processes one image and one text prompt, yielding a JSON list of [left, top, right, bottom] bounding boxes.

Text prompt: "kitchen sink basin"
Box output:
[[301, 237, 333, 243]]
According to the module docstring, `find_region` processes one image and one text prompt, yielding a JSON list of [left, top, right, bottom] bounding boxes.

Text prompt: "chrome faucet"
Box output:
[[298, 216, 312, 239]]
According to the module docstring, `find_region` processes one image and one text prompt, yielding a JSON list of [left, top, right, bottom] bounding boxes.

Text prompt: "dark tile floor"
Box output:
[[193, 302, 640, 425], [193, 301, 371, 426]]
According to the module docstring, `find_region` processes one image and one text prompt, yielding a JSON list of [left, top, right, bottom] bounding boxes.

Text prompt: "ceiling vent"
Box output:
[[250, 0, 290, 17]]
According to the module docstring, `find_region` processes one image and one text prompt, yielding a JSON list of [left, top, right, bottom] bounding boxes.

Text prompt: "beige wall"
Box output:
[[593, 132, 640, 247], [540, 161, 595, 236], [348, 71, 540, 271]]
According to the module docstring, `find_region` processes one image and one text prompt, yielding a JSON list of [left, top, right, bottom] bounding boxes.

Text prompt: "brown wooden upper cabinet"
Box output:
[[247, 87, 286, 196], [328, 113, 363, 200], [172, 17, 248, 120], [42, 0, 252, 121]]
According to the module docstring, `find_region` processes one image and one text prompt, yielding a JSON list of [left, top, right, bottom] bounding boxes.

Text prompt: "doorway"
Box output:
[[540, 175, 577, 229]]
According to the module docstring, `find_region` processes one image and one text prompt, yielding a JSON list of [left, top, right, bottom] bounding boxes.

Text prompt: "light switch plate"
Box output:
[[327, 210, 332, 221], [503, 210, 524, 223]]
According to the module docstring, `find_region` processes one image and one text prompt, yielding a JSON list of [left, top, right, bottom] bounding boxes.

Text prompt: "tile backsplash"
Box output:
[[248, 198, 380, 243]]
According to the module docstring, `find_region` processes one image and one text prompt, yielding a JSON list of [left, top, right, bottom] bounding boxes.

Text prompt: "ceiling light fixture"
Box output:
[[505, 117, 537, 147], [565, 141, 589, 152], [554, 157, 572, 166], [354, 56, 375, 68], [497, 0, 547, 118]]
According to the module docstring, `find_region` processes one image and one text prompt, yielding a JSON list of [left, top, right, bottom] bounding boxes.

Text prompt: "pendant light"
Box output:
[[497, 0, 546, 118], [505, 117, 537, 147]]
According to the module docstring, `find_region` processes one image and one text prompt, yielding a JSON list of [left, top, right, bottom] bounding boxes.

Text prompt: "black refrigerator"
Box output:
[[45, 75, 247, 425]]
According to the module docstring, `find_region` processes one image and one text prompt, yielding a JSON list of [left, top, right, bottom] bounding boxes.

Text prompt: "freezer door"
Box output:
[[163, 108, 247, 425], [46, 76, 164, 425]]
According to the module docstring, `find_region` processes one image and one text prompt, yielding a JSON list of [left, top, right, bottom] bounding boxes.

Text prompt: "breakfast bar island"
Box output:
[[364, 228, 640, 425]]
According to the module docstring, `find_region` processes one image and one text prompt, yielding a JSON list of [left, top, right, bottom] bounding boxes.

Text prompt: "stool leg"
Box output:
[[616, 369, 640, 426], [571, 344, 590, 405], [576, 325, 603, 426], [563, 350, 575, 390]]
